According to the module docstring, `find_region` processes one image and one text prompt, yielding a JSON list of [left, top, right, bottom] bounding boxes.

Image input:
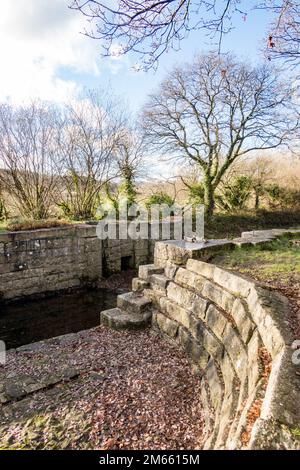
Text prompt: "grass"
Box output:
[[6, 219, 73, 232], [0, 220, 7, 233], [211, 237, 300, 281], [205, 210, 300, 239]]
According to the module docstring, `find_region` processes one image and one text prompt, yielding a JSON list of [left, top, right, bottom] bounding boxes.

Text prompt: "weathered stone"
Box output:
[[205, 304, 228, 339], [186, 259, 215, 279], [248, 418, 300, 450], [213, 267, 254, 298], [201, 381, 214, 436], [247, 286, 290, 357], [191, 296, 210, 320], [223, 323, 248, 381], [117, 291, 151, 314], [0, 225, 103, 300], [159, 297, 190, 329], [153, 242, 169, 261], [167, 282, 198, 308], [143, 288, 166, 308], [176, 327, 207, 365], [138, 264, 164, 280], [164, 261, 178, 279], [100, 307, 151, 330], [5, 383, 26, 400], [150, 273, 170, 290], [202, 329, 224, 359], [155, 312, 178, 338], [247, 330, 262, 392], [206, 359, 223, 413], [259, 348, 300, 428], [231, 298, 255, 344], [175, 267, 206, 291], [132, 277, 149, 292], [202, 280, 236, 312]]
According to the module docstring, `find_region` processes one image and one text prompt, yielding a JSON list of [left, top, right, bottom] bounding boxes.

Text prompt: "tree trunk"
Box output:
[[204, 175, 215, 218], [255, 191, 260, 211]]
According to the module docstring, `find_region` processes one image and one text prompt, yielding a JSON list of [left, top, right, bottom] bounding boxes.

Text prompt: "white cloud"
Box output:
[[0, 0, 103, 104]]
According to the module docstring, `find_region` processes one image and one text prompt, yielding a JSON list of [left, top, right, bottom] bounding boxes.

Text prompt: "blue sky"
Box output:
[[0, 1, 273, 111], [59, 5, 272, 112]]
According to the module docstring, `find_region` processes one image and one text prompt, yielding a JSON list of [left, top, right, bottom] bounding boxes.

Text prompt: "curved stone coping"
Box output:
[[154, 227, 300, 267], [148, 258, 300, 449]]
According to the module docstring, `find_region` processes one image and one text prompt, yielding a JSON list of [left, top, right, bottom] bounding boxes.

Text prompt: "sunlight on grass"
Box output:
[[213, 238, 300, 281], [0, 220, 8, 233]]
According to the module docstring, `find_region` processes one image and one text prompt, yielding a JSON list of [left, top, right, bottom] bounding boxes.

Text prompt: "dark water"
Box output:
[[0, 289, 117, 350]]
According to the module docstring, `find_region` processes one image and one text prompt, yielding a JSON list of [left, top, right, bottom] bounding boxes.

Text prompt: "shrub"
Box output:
[[265, 184, 300, 209], [216, 176, 253, 212], [0, 197, 8, 221], [187, 182, 205, 206], [145, 192, 174, 208]]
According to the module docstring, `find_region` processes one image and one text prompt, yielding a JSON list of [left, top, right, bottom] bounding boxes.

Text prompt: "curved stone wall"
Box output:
[[145, 257, 300, 449]]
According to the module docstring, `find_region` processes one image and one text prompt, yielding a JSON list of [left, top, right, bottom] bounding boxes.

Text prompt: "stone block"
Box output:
[[206, 358, 224, 412], [132, 278, 149, 292], [247, 330, 262, 392], [231, 298, 255, 344], [223, 323, 248, 381], [155, 312, 178, 338], [203, 329, 224, 359], [191, 296, 210, 321], [164, 261, 178, 279], [160, 297, 191, 329], [205, 304, 228, 339], [138, 264, 164, 280], [177, 326, 207, 365], [117, 292, 151, 314], [143, 288, 166, 308], [186, 259, 215, 279], [247, 286, 290, 357], [167, 282, 198, 308], [150, 274, 170, 290], [175, 267, 206, 291], [213, 267, 254, 297], [101, 308, 151, 330], [202, 280, 236, 311]]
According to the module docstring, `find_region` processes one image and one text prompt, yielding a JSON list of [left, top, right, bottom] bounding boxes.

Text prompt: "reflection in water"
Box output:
[[0, 289, 117, 349]]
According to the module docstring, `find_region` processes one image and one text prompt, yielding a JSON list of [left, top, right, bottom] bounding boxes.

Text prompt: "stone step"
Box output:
[[138, 264, 164, 280], [117, 291, 151, 314], [132, 277, 149, 292], [100, 308, 151, 330], [150, 273, 170, 290]]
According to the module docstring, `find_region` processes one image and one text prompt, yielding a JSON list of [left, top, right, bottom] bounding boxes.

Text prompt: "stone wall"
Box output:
[[103, 239, 155, 274], [137, 240, 300, 449], [0, 225, 103, 300], [0, 222, 176, 300]]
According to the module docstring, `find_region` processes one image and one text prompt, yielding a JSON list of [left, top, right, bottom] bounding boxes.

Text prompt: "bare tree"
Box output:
[[57, 90, 127, 220], [0, 102, 61, 219], [263, 1, 300, 65], [105, 127, 147, 215], [142, 53, 293, 216], [69, 0, 247, 69], [70, 1, 300, 69]]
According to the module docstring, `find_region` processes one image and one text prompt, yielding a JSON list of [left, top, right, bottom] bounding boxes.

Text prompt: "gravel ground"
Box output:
[[0, 327, 204, 450]]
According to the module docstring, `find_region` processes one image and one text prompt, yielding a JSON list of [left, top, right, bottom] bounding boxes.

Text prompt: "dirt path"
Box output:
[[0, 327, 204, 450]]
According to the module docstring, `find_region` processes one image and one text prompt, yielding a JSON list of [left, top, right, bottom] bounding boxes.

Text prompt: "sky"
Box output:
[[0, 0, 274, 112]]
